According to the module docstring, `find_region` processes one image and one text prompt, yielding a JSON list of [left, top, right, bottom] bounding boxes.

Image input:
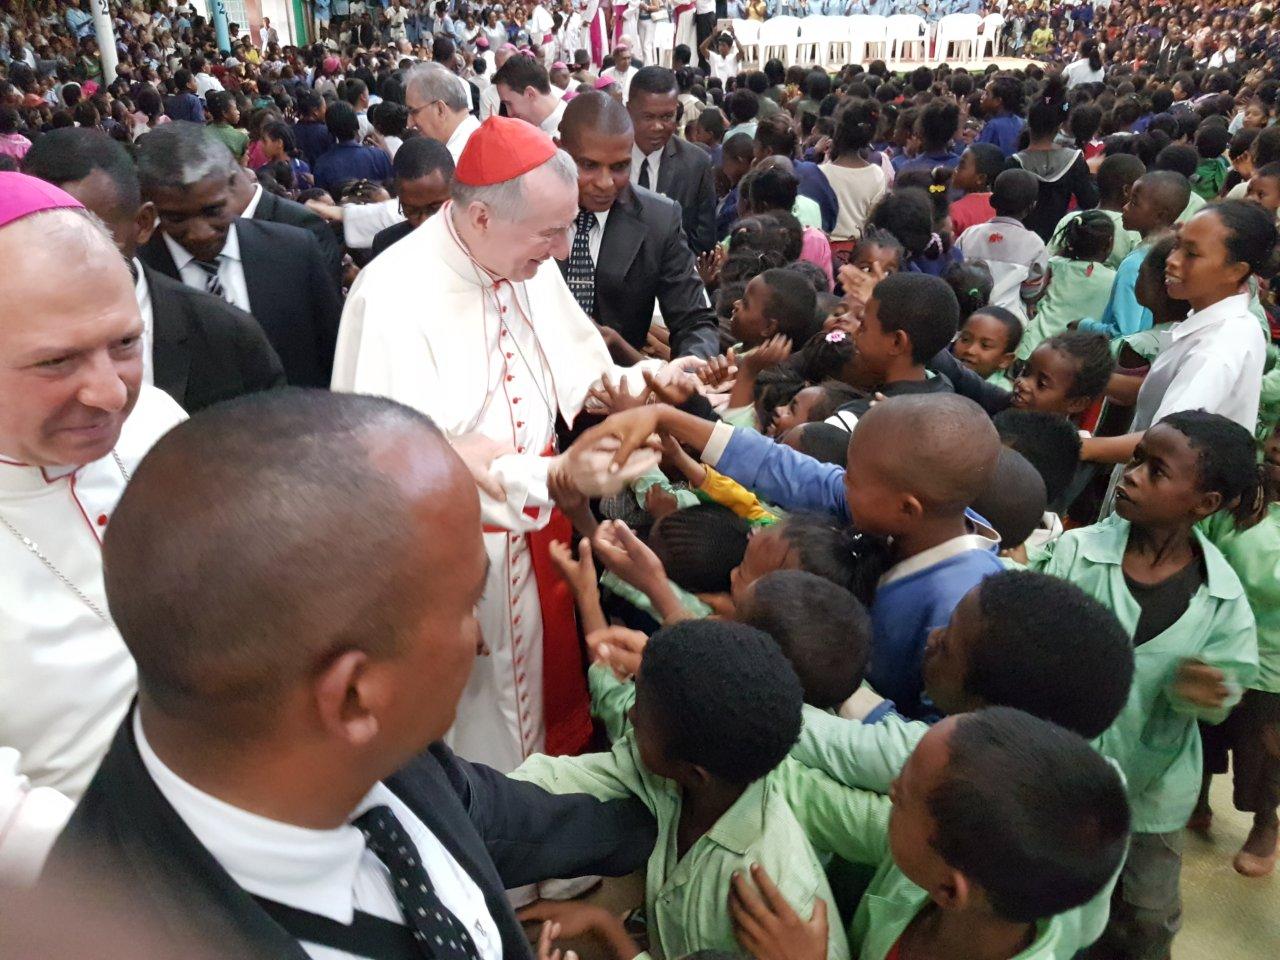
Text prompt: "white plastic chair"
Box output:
[[732, 18, 762, 66], [846, 14, 888, 63], [653, 21, 676, 67], [975, 12, 1005, 62], [935, 13, 982, 63], [797, 16, 846, 70], [885, 14, 927, 65], [758, 15, 802, 68]]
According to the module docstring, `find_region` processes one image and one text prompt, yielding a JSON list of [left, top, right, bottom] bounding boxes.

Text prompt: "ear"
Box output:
[[900, 492, 926, 523], [1064, 393, 1093, 417], [762, 318, 780, 338], [1193, 489, 1225, 521], [313, 649, 382, 747], [889, 328, 912, 358], [996, 351, 1016, 372], [135, 201, 157, 247], [931, 866, 972, 912]]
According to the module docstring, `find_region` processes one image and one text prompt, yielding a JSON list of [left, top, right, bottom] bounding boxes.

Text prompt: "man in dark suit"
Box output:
[[371, 136, 455, 260], [21, 127, 286, 412], [136, 122, 343, 388], [627, 66, 718, 254], [558, 92, 718, 362], [45, 391, 656, 960], [1154, 25, 1192, 75], [229, 165, 344, 285]]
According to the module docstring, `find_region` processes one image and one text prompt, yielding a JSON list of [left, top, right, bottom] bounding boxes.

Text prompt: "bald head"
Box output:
[[854, 394, 1001, 514], [104, 390, 484, 738], [1142, 170, 1193, 222], [559, 90, 634, 149]]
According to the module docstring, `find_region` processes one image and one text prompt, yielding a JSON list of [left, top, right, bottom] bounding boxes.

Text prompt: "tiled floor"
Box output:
[[550, 775, 1277, 960]]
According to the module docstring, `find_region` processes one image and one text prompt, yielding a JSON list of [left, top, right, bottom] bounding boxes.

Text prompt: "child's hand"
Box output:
[[697, 245, 727, 288], [525, 918, 578, 960], [645, 483, 681, 520], [729, 864, 829, 960], [587, 372, 652, 415], [1173, 659, 1232, 710], [838, 260, 886, 316], [741, 335, 792, 378], [520, 904, 638, 960], [644, 368, 701, 406], [549, 537, 598, 600], [660, 434, 707, 487], [587, 625, 649, 679], [548, 468, 597, 536], [592, 519, 668, 595], [698, 351, 738, 389]]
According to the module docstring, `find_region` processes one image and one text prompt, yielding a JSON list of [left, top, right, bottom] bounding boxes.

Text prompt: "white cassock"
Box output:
[[0, 385, 186, 800], [332, 206, 658, 772]]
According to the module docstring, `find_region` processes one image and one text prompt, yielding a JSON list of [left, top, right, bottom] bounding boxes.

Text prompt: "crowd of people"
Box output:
[[2, 1, 1280, 960]]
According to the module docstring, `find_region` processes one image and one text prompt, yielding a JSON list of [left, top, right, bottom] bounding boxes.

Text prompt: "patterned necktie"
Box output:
[[638, 157, 651, 190], [354, 805, 482, 960], [566, 209, 596, 318], [193, 256, 226, 301]]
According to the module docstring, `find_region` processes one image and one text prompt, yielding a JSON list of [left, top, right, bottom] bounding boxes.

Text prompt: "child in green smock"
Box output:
[[1019, 211, 1117, 361], [732, 708, 1131, 960], [951, 306, 1023, 393], [1027, 411, 1262, 960], [509, 620, 851, 960], [1192, 421, 1280, 877]]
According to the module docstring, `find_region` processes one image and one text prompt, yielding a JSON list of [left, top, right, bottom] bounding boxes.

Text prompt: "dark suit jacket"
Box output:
[[559, 186, 718, 360], [45, 717, 656, 960], [1155, 42, 1192, 75], [371, 219, 416, 260], [251, 188, 344, 287], [656, 136, 718, 254], [145, 265, 286, 412], [140, 219, 343, 388]]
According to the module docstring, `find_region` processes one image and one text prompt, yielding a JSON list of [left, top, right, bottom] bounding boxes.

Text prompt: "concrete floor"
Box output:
[[537, 774, 1277, 960]]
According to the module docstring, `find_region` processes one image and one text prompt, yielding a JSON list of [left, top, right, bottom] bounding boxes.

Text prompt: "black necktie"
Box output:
[[639, 157, 651, 190], [566, 209, 596, 317], [354, 805, 482, 960]]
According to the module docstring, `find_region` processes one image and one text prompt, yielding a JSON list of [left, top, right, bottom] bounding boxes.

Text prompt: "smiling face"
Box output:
[[1114, 422, 1219, 526], [1246, 174, 1280, 214], [148, 171, 235, 264], [1011, 344, 1090, 416], [456, 161, 578, 282], [1165, 209, 1251, 310], [952, 312, 1014, 378], [770, 385, 826, 437]]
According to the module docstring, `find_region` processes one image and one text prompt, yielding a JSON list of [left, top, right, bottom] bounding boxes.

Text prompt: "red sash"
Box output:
[[674, 2, 695, 17]]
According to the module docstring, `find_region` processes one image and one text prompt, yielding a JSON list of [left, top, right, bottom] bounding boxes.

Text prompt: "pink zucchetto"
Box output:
[[0, 173, 85, 230]]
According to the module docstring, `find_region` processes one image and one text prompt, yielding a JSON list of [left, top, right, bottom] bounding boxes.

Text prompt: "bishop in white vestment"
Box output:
[[332, 118, 659, 772]]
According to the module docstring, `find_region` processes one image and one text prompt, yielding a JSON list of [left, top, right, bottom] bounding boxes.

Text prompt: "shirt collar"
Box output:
[[632, 143, 661, 165], [879, 525, 1000, 589], [241, 182, 265, 220], [134, 710, 381, 923], [703, 775, 771, 856], [1169, 293, 1250, 342], [165, 222, 239, 268], [1075, 515, 1244, 601]]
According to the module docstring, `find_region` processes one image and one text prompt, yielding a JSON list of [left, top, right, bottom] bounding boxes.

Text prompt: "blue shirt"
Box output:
[[712, 427, 1003, 719], [1080, 243, 1151, 339], [795, 160, 839, 234], [313, 141, 394, 195], [292, 120, 337, 169], [164, 92, 204, 123], [893, 149, 963, 176], [976, 113, 1024, 158]]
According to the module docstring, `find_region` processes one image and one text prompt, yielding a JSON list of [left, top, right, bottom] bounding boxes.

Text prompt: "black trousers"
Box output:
[[695, 12, 717, 70]]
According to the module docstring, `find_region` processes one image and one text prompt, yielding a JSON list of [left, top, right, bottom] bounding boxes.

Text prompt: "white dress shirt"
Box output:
[[132, 257, 155, 385], [164, 226, 252, 314], [1130, 292, 1266, 434], [539, 98, 567, 138], [581, 209, 611, 264], [134, 713, 503, 960], [241, 181, 266, 220], [194, 71, 224, 99], [600, 65, 638, 101], [630, 143, 662, 189], [447, 112, 482, 161]]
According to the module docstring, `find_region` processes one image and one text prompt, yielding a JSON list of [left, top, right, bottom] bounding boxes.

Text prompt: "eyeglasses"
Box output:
[[405, 99, 440, 122]]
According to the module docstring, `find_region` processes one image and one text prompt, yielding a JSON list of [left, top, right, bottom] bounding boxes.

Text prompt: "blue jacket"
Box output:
[[976, 113, 1025, 158]]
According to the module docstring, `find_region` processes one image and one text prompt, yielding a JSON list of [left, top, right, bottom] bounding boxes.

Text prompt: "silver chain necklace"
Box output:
[[0, 451, 131, 624]]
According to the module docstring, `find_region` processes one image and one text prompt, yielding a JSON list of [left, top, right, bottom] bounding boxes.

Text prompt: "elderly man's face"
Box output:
[[0, 218, 143, 467], [148, 172, 234, 264], [461, 162, 577, 281]]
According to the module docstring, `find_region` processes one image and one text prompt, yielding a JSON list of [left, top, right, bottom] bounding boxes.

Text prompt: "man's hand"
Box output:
[[586, 625, 649, 679], [592, 519, 668, 597], [549, 537, 599, 602], [520, 904, 638, 960], [452, 433, 515, 499], [1173, 659, 1232, 710], [729, 864, 829, 960], [644, 367, 702, 406]]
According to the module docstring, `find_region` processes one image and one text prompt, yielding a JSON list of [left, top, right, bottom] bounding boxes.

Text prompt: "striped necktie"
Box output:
[[566, 209, 596, 318], [193, 256, 226, 301]]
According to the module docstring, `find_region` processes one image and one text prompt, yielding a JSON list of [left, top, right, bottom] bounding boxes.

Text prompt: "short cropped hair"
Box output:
[[990, 168, 1039, 217], [493, 55, 551, 95], [639, 619, 803, 785], [872, 272, 960, 363], [929, 707, 1131, 923], [648, 504, 749, 594], [758, 267, 820, 346], [22, 127, 140, 214], [737, 570, 871, 709], [993, 409, 1082, 509], [970, 448, 1047, 551]]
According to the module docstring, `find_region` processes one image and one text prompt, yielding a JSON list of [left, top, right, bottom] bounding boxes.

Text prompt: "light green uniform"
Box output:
[[510, 667, 851, 960], [1175, 192, 1206, 224], [1048, 209, 1141, 271], [771, 760, 1102, 960], [1017, 257, 1118, 361], [1200, 505, 1280, 694], [790, 706, 1118, 958], [1028, 514, 1259, 832]]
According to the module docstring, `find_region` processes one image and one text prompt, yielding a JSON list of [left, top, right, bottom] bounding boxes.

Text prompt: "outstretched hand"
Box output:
[[729, 864, 829, 960], [592, 519, 669, 597]]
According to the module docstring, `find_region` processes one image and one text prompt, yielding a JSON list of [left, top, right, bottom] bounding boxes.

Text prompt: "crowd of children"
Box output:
[[509, 32, 1280, 960]]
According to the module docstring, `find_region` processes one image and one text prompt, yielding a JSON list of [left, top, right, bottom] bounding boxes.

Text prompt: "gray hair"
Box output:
[[135, 121, 238, 192], [451, 148, 577, 221], [404, 62, 471, 113]]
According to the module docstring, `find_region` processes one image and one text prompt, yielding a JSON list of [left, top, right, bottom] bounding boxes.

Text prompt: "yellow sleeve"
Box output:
[[696, 466, 779, 524]]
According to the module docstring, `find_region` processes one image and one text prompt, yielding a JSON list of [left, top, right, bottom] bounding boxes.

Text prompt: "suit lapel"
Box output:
[[253, 190, 276, 223], [236, 222, 270, 317], [657, 138, 680, 195], [144, 268, 193, 407], [140, 232, 181, 281], [599, 193, 644, 284]]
